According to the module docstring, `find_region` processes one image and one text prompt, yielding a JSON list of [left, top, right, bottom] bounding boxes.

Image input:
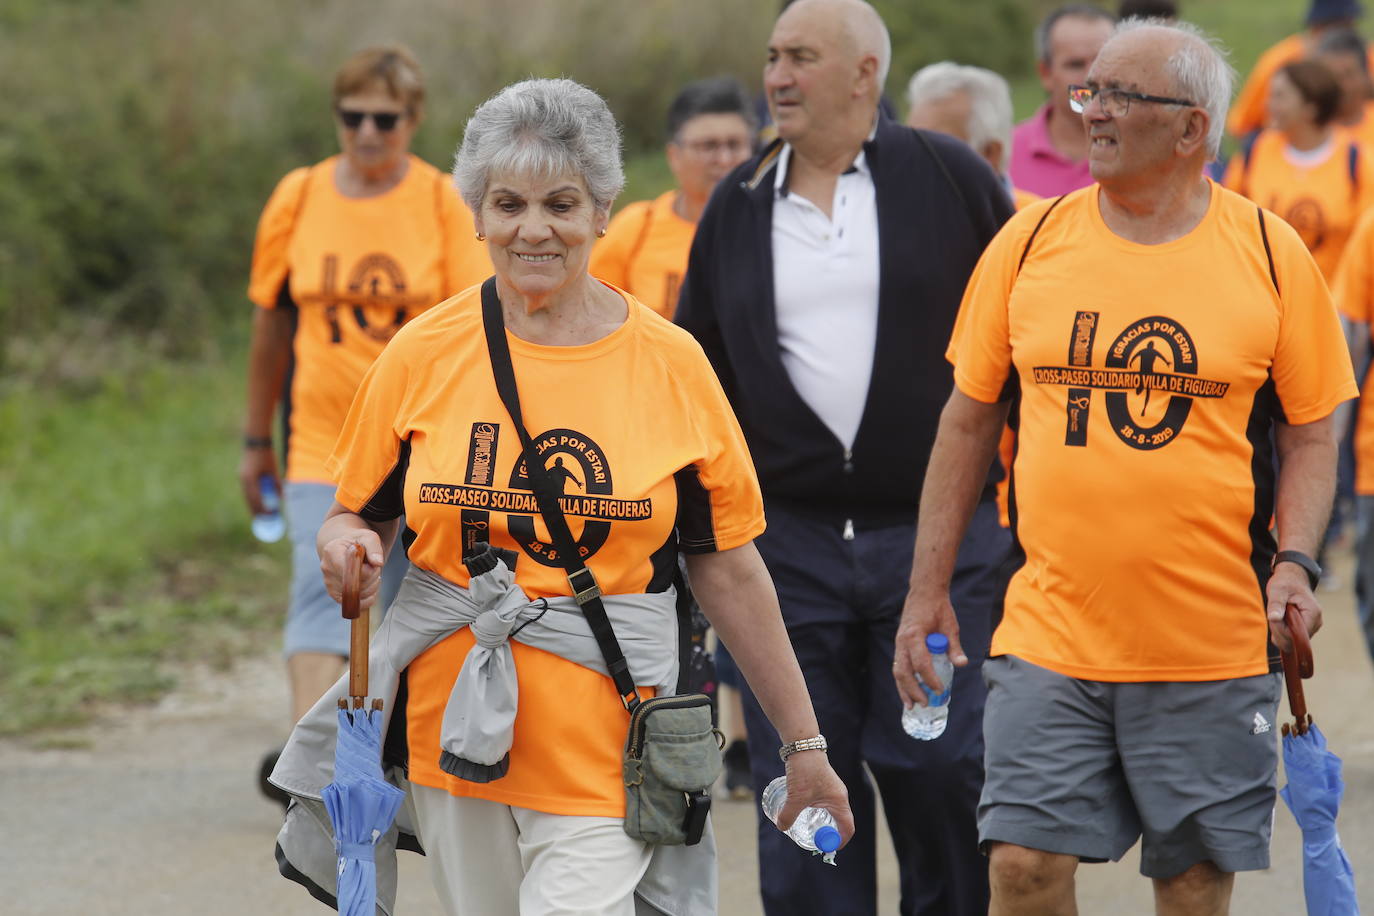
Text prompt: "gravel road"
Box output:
[[4, 554, 1372, 914]]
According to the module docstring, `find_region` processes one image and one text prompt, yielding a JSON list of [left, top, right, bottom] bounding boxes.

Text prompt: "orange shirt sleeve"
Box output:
[[1221, 147, 1248, 197], [1335, 208, 1374, 324], [326, 324, 417, 504], [439, 177, 490, 297], [1267, 212, 1359, 423], [589, 201, 651, 292], [246, 167, 311, 308], [946, 208, 1037, 404], [674, 336, 766, 553]]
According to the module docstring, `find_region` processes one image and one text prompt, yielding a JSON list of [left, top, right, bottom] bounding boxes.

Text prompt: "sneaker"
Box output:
[[723, 740, 753, 801], [258, 748, 290, 811]]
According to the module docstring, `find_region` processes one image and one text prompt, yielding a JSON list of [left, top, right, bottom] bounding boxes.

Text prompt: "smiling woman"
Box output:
[[284, 77, 853, 915]]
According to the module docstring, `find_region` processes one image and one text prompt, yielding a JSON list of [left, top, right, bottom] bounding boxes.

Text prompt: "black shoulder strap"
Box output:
[[1015, 194, 1068, 276], [1350, 142, 1360, 196], [1256, 206, 1280, 296], [479, 279, 642, 711]]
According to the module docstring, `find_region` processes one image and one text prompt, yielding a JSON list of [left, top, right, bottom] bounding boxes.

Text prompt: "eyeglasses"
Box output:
[[1068, 85, 1195, 117], [336, 108, 402, 131], [676, 137, 752, 157]]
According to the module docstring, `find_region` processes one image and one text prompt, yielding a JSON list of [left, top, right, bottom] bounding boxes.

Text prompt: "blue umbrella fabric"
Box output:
[[1279, 722, 1360, 916], [323, 704, 406, 916]]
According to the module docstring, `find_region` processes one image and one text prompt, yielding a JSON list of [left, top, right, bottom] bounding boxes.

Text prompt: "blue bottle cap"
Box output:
[[814, 825, 842, 854], [925, 633, 949, 654]]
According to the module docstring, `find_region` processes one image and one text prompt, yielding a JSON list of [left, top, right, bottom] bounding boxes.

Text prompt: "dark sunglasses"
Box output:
[[336, 108, 402, 131]]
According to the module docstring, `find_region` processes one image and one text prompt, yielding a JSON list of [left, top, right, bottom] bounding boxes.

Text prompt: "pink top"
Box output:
[[1009, 103, 1095, 198]]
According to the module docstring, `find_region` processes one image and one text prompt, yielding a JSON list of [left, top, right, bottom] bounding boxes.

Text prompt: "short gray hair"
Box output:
[[906, 62, 1013, 167], [453, 78, 625, 214], [1113, 18, 1235, 160]]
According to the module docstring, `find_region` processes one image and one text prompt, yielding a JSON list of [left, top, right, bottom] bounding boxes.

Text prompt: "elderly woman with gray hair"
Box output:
[[273, 77, 851, 915]]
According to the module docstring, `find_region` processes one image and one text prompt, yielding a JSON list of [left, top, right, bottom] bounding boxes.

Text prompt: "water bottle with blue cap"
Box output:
[[902, 633, 953, 740], [251, 475, 286, 543], [760, 775, 843, 865]]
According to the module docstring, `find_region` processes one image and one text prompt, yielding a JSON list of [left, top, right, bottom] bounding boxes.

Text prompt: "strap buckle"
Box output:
[[567, 567, 602, 606]]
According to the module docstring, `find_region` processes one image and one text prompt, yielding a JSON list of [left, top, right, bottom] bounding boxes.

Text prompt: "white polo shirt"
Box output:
[[771, 142, 881, 451]]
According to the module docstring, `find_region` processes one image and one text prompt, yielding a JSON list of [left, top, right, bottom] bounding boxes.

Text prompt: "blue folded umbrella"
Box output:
[[1280, 722, 1360, 916], [324, 705, 406, 916]]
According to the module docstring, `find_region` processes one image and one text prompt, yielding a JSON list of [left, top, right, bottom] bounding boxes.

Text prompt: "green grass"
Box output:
[[0, 332, 288, 734]]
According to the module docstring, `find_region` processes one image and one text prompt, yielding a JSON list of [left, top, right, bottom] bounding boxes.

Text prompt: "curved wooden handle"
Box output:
[[341, 542, 365, 621], [1280, 603, 1314, 735]]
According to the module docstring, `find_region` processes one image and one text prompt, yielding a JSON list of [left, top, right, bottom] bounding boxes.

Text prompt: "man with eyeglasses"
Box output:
[[896, 19, 1355, 914], [678, 1, 1014, 913], [590, 77, 756, 320]]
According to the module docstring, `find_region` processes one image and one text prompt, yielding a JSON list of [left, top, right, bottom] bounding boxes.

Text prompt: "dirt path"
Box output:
[[4, 553, 1373, 914]]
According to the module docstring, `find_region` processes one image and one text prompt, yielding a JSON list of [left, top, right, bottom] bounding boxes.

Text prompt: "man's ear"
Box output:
[[981, 139, 1006, 174], [1177, 107, 1210, 157]]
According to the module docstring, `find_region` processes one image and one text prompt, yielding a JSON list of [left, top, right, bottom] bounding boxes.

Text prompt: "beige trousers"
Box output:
[[411, 784, 653, 915]]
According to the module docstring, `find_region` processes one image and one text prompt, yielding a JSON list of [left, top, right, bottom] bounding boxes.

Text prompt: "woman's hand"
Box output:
[[319, 531, 386, 611], [775, 750, 854, 848], [237, 447, 279, 516]]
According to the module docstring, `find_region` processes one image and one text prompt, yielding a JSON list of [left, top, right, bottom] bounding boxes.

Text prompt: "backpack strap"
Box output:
[[1256, 206, 1280, 297], [1015, 194, 1068, 276]]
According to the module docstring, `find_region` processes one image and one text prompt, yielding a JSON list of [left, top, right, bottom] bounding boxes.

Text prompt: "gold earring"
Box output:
[[475, 232, 486, 241], [596, 228, 606, 238]]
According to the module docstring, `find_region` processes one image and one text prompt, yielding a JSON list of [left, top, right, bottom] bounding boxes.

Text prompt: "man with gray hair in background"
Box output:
[[896, 19, 1355, 914], [907, 62, 1041, 209], [1011, 4, 1116, 196]]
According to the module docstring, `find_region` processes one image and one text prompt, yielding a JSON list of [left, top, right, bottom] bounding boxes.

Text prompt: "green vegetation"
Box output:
[[0, 0, 1316, 734]]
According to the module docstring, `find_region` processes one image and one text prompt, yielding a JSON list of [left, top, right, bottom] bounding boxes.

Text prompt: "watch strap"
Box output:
[[1273, 550, 1321, 590]]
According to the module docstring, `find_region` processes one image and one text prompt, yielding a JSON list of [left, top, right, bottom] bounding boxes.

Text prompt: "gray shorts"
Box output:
[[282, 481, 408, 658], [978, 654, 1282, 879]]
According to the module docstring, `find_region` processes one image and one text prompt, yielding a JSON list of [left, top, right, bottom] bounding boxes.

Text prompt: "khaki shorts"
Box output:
[[978, 654, 1281, 879]]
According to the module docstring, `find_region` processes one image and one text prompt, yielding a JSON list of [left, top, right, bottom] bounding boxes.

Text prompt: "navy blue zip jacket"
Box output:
[[675, 115, 1014, 527]]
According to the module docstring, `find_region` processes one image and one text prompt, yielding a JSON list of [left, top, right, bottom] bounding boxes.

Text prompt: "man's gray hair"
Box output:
[[453, 78, 625, 214], [1113, 18, 1235, 160], [906, 62, 1013, 167]]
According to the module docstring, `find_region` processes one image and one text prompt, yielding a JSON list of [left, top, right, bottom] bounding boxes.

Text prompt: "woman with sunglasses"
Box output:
[[241, 45, 487, 803]]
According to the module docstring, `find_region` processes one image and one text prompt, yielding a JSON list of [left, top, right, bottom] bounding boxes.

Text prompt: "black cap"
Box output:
[[1308, 0, 1364, 25]]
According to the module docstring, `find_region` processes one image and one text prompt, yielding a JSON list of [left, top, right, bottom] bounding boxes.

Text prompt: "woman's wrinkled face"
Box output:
[[475, 169, 606, 305], [334, 82, 416, 173]]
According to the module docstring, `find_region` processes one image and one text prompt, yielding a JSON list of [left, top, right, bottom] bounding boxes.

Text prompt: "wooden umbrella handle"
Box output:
[[1280, 603, 1314, 736], [341, 542, 369, 703]]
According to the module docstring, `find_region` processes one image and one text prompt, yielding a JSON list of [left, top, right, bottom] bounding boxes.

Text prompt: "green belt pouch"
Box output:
[[622, 693, 723, 846]]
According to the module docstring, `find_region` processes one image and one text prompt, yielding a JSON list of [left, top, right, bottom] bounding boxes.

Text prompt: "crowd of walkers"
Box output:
[[243, 1, 1372, 913]]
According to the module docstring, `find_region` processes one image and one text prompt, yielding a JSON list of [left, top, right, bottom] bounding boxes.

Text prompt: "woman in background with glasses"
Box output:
[[239, 45, 488, 803], [590, 76, 755, 320]]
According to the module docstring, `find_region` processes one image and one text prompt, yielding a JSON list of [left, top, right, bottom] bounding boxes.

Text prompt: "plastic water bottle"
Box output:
[[251, 475, 286, 543], [902, 633, 953, 740], [760, 775, 842, 865]]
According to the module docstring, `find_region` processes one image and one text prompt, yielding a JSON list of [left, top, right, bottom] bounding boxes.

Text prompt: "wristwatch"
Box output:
[[1272, 550, 1321, 590], [778, 734, 828, 762]]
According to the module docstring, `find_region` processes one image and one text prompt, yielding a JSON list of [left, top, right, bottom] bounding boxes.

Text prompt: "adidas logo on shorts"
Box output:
[[1251, 712, 1271, 735]]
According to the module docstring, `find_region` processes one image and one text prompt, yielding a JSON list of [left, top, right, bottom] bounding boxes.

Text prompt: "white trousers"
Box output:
[[411, 784, 653, 916]]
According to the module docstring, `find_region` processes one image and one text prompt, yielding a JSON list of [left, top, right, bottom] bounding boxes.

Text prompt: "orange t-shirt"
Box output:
[[326, 283, 765, 816], [994, 186, 1043, 527], [1333, 206, 1374, 494], [247, 155, 488, 482], [589, 191, 696, 320], [1229, 34, 1374, 138], [1223, 129, 1374, 281], [949, 182, 1356, 682]]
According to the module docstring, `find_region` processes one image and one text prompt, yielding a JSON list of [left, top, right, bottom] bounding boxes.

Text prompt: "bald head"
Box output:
[[778, 0, 892, 90]]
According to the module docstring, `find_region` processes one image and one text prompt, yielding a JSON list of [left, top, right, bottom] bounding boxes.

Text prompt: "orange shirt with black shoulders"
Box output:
[[949, 182, 1355, 682], [247, 154, 489, 482], [1334, 205, 1374, 495], [326, 283, 765, 816], [1222, 129, 1374, 281], [589, 191, 696, 320]]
